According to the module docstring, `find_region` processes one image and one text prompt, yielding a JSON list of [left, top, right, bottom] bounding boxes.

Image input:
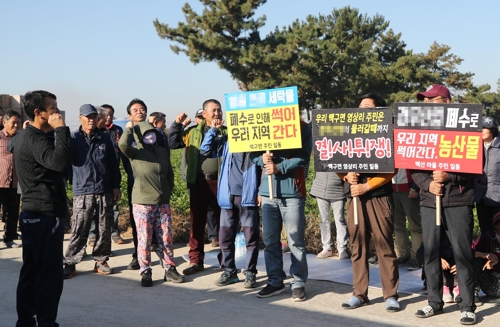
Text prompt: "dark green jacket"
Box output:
[[168, 119, 227, 186], [119, 122, 174, 205]]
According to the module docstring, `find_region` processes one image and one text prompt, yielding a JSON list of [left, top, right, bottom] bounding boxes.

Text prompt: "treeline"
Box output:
[[154, 1, 500, 120]]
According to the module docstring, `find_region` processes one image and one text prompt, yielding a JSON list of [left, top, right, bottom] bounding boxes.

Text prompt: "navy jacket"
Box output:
[[71, 127, 121, 196]]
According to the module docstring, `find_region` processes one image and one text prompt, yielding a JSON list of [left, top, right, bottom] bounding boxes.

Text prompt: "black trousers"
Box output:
[[219, 195, 260, 274], [16, 212, 64, 327], [421, 206, 476, 313], [475, 199, 499, 236], [0, 187, 21, 242]]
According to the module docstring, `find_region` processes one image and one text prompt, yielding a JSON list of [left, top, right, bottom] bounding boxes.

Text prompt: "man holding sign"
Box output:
[[410, 85, 477, 325], [338, 93, 400, 312], [250, 120, 312, 302]]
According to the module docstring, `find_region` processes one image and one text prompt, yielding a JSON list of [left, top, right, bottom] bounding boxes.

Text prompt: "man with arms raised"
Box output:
[[169, 100, 225, 275]]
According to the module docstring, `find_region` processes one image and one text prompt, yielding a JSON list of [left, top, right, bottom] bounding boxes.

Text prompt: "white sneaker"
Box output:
[[4, 241, 22, 248], [338, 249, 350, 259], [316, 249, 333, 259]]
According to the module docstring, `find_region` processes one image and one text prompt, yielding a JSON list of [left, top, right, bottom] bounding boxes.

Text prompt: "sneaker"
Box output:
[[316, 248, 333, 259], [94, 261, 114, 275], [243, 272, 257, 288], [338, 249, 350, 260], [127, 257, 140, 270], [443, 286, 453, 303], [257, 283, 287, 298], [182, 262, 204, 275], [407, 259, 421, 271], [415, 305, 443, 318], [282, 243, 290, 253], [214, 271, 239, 286], [368, 254, 378, 265], [453, 285, 461, 303], [292, 287, 306, 302], [211, 238, 219, 248], [63, 264, 76, 279], [111, 234, 125, 244], [397, 256, 410, 266], [141, 270, 153, 287], [164, 266, 185, 283], [460, 311, 476, 325], [3, 240, 22, 248]]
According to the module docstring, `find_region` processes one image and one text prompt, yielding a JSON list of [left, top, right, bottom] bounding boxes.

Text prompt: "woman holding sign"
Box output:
[[338, 93, 400, 312]]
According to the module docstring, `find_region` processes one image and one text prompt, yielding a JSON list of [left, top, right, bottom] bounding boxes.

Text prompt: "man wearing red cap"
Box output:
[[415, 84, 451, 103], [411, 85, 477, 325]]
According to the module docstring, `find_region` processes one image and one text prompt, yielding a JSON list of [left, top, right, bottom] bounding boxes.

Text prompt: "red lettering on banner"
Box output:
[[315, 137, 333, 160], [352, 138, 366, 157]]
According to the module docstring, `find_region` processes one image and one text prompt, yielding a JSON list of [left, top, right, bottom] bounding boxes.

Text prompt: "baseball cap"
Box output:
[[483, 116, 498, 129], [80, 104, 97, 116], [416, 84, 451, 101], [195, 109, 203, 118]]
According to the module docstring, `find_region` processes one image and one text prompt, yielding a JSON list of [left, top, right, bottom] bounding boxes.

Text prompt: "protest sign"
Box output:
[[393, 103, 483, 174], [224, 86, 302, 153], [313, 107, 394, 173]]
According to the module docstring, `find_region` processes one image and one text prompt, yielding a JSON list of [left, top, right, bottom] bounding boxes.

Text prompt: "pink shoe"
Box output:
[[442, 286, 453, 303]]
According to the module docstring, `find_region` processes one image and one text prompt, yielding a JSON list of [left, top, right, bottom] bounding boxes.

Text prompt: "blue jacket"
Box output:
[[250, 122, 312, 198], [70, 127, 121, 196], [200, 127, 260, 208]]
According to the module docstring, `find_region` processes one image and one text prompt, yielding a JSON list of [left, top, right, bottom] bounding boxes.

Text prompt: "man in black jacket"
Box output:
[[411, 84, 477, 325], [14, 90, 71, 327]]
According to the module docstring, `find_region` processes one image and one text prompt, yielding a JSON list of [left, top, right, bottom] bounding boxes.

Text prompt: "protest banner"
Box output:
[[312, 107, 393, 225], [224, 86, 302, 198], [394, 102, 483, 225], [393, 103, 483, 174], [224, 86, 301, 153], [312, 107, 394, 173]]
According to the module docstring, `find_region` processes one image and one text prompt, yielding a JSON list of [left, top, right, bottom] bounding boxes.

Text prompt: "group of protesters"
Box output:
[[2, 84, 500, 326]]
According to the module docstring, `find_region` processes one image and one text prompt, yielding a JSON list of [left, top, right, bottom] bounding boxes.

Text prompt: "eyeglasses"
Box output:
[[423, 96, 446, 103]]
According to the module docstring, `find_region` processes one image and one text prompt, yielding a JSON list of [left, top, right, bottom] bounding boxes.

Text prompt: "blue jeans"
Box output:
[[261, 196, 308, 289]]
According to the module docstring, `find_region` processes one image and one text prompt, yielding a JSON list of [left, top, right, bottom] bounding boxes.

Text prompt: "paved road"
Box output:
[[1, 233, 499, 326]]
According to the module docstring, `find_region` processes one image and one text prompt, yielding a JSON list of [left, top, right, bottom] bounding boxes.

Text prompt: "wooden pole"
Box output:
[[266, 150, 274, 199], [436, 195, 441, 226], [353, 197, 358, 225]]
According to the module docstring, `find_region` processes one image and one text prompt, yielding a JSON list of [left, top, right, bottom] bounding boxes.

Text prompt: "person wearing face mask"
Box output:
[[119, 121, 184, 287]]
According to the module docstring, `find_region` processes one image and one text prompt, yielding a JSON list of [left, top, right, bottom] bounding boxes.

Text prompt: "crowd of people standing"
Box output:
[[2, 84, 500, 326]]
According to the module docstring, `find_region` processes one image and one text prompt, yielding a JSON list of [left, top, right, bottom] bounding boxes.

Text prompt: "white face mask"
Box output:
[[143, 131, 157, 145]]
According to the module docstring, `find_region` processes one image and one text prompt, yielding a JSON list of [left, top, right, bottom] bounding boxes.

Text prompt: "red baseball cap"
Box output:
[[416, 84, 451, 101]]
